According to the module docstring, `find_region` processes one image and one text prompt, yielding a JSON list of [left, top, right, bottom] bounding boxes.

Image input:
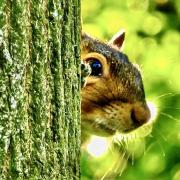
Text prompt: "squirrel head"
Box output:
[[81, 30, 151, 136]]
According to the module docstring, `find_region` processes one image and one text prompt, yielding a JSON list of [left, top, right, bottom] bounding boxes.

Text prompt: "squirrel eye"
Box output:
[[88, 59, 102, 76]]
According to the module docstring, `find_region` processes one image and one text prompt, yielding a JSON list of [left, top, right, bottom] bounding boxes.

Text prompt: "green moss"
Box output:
[[0, 0, 81, 179]]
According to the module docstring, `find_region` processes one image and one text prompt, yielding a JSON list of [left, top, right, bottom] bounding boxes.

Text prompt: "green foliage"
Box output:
[[81, 0, 180, 179]]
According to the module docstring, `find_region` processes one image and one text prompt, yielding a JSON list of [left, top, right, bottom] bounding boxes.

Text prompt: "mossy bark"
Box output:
[[0, 0, 81, 179]]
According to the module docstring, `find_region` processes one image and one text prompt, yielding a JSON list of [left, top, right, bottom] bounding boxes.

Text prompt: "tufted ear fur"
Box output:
[[108, 29, 125, 51]]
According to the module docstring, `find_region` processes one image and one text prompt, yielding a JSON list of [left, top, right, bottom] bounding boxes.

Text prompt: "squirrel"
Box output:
[[81, 30, 151, 140]]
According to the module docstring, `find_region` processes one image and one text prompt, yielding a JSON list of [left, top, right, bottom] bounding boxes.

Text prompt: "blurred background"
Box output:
[[81, 0, 180, 180]]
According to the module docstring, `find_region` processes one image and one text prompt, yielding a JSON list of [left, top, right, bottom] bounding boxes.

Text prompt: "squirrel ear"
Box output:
[[108, 29, 125, 50]]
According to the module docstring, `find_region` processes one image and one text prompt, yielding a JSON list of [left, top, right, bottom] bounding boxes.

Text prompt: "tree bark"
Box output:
[[0, 0, 81, 179]]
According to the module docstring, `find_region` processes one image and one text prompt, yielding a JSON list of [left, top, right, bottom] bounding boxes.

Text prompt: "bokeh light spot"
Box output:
[[142, 15, 163, 35], [127, 0, 149, 11], [147, 101, 158, 122], [86, 136, 109, 158]]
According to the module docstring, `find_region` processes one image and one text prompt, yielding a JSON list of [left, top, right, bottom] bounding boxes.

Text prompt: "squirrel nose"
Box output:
[[131, 103, 151, 126]]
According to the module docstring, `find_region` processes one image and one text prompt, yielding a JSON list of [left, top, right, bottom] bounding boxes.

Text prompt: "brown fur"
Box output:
[[81, 32, 150, 137]]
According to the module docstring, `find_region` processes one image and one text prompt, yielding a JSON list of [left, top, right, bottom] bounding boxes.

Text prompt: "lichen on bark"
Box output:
[[0, 0, 81, 179]]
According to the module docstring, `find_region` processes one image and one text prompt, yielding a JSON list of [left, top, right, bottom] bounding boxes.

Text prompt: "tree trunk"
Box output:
[[0, 0, 81, 179]]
